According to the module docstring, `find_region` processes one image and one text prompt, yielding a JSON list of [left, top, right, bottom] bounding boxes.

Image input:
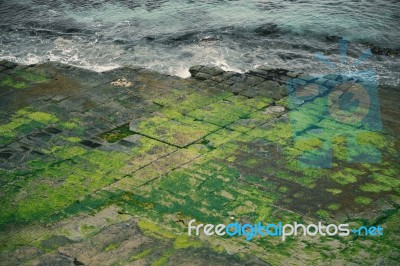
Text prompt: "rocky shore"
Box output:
[[0, 60, 399, 265]]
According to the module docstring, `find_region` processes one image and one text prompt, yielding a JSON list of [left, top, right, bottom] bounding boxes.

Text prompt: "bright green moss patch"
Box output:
[[14, 120, 45, 134], [316, 119, 357, 136], [100, 124, 133, 143], [59, 121, 80, 130], [326, 188, 342, 195], [80, 224, 98, 237], [130, 248, 153, 261], [0, 132, 15, 147], [64, 136, 82, 143], [153, 88, 231, 114], [104, 243, 120, 251], [0, 109, 61, 146], [26, 111, 59, 124], [316, 210, 329, 219], [355, 196, 373, 205], [133, 116, 219, 147], [293, 136, 323, 151], [327, 203, 340, 211], [138, 220, 176, 239], [1, 69, 48, 89], [49, 145, 87, 160], [360, 183, 391, 193], [246, 122, 292, 145], [174, 235, 202, 249], [370, 173, 399, 189], [356, 131, 396, 154], [203, 128, 242, 147], [152, 249, 175, 266], [0, 75, 27, 89], [227, 111, 277, 132], [0, 147, 129, 228], [331, 169, 359, 185], [289, 110, 320, 132], [16, 69, 48, 83], [188, 99, 255, 127]]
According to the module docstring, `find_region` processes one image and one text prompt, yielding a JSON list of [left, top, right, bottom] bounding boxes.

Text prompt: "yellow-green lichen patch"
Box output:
[[0, 109, 59, 146], [289, 110, 320, 132], [132, 115, 219, 148], [188, 99, 255, 127], [202, 128, 242, 148], [327, 203, 340, 211], [0, 75, 27, 89], [246, 122, 292, 146], [360, 183, 392, 193], [16, 69, 49, 83], [104, 242, 120, 251], [0, 146, 129, 229], [326, 188, 342, 195], [153, 88, 231, 114], [355, 196, 373, 205], [227, 111, 278, 133], [63, 136, 82, 143], [370, 173, 399, 189], [80, 224, 99, 237], [331, 168, 361, 185], [48, 145, 87, 160], [100, 124, 133, 143], [0, 69, 48, 90], [130, 248, 153, 261]]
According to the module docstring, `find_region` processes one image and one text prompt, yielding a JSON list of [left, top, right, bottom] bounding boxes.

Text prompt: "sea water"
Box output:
[[0, 0, 399, 84]]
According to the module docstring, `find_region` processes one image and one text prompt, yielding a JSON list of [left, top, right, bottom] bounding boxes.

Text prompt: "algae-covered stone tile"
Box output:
[[1, 61, 399, 266], [225, 95, 273, 109], [130, 114, 219, 148], [203, 128, 243, 147], [227, 110, 282, 132], [153, 88, 232, 114], [188, 100, 255, 127]]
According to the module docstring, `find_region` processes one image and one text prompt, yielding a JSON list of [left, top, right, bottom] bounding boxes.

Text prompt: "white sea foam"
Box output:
[[0, 0, 398, 84]]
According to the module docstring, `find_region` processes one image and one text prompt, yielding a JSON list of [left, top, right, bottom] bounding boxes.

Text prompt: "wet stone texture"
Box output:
[[0, 60, 399, 265]]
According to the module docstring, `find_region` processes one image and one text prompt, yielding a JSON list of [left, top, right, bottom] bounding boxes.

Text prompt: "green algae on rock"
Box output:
[[0, 62, 399, 265]]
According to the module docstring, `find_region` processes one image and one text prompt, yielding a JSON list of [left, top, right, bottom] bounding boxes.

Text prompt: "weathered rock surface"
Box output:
[[0, 61, 399, 265]]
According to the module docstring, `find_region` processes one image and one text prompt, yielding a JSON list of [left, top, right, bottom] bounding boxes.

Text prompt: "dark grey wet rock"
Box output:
[[188, 65, 204, 76], [248, 66, 290, 84], [0, 60, 18, 69], [192, 72, 212, 80], [371, 46, 399, 57], [35, 252, 76, 266], [240, 80, 282, 99], [41, 235, 73, 250], [297, 76, 319, 83], [324, 79, 339, 88], [255, 23, 279, 36], [0, 150, 13, 160], [227, 73, 247, 85], [79, 139, 102, 149], [198, 65, 224, 76], [189, 65, 225, 80], [244, 75, 265, 86], [325, 35, 343, 43], [0, 246, 44, 266]]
